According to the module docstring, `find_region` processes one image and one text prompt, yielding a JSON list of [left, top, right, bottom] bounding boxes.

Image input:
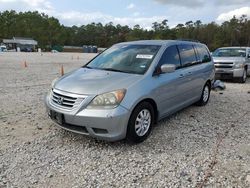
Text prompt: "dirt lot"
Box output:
[[0, 52, 250, 187]]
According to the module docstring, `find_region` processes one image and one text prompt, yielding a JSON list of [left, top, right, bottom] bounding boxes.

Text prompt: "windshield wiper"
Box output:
[[84, 66, 93, 69], [84, 66, 138, 74], [100, 68, 131, 73]]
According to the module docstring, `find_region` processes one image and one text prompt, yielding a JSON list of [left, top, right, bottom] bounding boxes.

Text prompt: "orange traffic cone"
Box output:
[[23, 61, 28, 68], [60, 65, 64, 76]]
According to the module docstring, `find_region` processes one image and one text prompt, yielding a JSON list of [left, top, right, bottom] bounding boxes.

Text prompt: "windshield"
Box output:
[[86, 44, 161, 74], [213, 48, 246, 57]]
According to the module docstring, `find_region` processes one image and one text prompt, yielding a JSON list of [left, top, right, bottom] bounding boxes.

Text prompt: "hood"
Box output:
[[213, 56, 246, 63], [54, 68, 142, 95]]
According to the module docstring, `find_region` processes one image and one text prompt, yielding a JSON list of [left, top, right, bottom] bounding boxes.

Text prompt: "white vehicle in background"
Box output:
[[51, 50, 59, 53], [0, 45, 7, 52]]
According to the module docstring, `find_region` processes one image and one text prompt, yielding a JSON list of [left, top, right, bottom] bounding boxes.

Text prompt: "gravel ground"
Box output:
[[0, 52, 250, 187]]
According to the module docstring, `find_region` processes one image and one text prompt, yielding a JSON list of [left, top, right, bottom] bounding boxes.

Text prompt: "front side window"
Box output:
[[213, 48, 246, 57], [158, 45, 181, 69], [178, 44, 197, 67], [195, 44, 211, 63], [86, 44, 161, 74]]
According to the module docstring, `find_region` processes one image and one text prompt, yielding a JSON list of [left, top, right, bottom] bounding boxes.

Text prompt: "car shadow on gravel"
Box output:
[[54, 101, 217, 153]]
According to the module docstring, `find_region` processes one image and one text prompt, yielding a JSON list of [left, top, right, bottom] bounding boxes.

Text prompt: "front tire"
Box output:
[[196, 82, 211, 106], [237, 69, 247, 83], [126, 102, 154, 143]]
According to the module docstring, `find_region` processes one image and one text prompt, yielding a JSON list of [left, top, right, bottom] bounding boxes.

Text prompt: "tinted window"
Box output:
[[158, 45, 181, 68], [178, 44, 197, 67], [87, 44, 161, 74], [195, 44, 211, 63]]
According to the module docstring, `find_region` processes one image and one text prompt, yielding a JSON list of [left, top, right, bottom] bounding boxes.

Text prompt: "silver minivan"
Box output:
[[45, 40, 214, 143]]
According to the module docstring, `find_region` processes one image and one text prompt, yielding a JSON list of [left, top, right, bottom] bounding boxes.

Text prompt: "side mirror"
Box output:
[[161, 64, 176, 73]]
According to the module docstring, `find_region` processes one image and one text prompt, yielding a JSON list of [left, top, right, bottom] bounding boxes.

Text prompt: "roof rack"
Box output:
[[176, 39, 200, 43]]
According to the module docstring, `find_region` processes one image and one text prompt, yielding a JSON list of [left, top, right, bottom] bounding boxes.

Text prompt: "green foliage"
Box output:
[[1, 10, 250, 51], [52, 45, 63, 52]]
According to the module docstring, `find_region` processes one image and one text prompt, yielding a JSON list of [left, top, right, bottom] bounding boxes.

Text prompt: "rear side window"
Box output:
[[177, 44, 197, 67], [195, 45, 211, 63], [158, 45, 181, 68]]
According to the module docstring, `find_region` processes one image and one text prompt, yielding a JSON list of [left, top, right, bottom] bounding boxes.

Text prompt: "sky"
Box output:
[[0, 0, 250, 29]]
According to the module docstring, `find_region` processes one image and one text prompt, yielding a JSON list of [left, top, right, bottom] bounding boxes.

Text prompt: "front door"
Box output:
[[152, 45, 190, 118]]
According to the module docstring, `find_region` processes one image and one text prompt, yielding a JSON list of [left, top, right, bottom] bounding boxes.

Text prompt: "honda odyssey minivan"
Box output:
[[45, 40, 214, 143]]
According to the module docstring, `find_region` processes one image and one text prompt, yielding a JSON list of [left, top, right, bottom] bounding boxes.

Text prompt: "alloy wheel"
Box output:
[[135, 109, 151, 137], [203, 85, 209, 102]]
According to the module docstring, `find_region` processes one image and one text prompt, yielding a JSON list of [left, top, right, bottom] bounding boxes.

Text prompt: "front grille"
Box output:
[[214, 62, 233, 68], [50, 89, 85, 109], [217, 62, 233, 64], [215, 65, 233, 68]]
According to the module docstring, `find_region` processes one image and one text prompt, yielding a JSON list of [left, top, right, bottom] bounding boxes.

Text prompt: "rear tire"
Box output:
[[126, 102, 154, 143], [196, 82, 211, 106]]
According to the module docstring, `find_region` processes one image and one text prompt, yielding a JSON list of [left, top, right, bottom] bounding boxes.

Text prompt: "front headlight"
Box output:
[[235, 64, 244, 68], [87, 89, 126, 109]]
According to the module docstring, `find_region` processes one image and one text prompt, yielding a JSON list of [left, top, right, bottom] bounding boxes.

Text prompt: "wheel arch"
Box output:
[[131, 98, 158, 124], [206, 79, 212, 89], [245, 64, 248, 71]]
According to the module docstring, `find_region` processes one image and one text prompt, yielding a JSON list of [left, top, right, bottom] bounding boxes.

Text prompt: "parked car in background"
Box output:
[[0, 45, 7, 52], [51, 50, 59, 53], [21, 47, 33, 52], [45, 40, 214, 143], [212, 47, 250, 83]]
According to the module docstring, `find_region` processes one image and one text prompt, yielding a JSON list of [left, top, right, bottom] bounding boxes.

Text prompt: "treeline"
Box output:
[[1, 10, 250, 51]]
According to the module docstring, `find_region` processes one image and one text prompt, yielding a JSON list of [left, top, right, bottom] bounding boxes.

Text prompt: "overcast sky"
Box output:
[[0, 0, 250, 29]]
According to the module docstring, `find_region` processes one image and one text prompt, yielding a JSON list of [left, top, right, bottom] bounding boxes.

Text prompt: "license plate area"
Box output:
[[49, 110, 64, 125], [216, 70, 225, 73]]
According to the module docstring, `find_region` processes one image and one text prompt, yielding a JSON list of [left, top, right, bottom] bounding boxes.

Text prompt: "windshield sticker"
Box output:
[[136, 54, 153, 59], [238, 50, 245, 53], [140, 65, 146, 68]]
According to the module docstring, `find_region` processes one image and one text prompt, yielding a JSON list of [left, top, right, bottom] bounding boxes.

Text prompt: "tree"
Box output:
[[1, 10, 250, 51]]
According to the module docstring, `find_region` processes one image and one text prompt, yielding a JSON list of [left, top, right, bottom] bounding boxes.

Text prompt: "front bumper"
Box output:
[[45, 93, 131, 141], [215, 68, 244, 79]]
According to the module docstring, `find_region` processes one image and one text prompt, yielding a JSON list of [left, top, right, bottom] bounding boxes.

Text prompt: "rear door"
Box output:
[[194, 44, 213, 90], [177, 44, 201, 103]]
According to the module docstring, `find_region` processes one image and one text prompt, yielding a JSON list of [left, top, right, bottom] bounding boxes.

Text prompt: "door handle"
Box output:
[[179, 72, 192, 78], [179, 74, 184, 78]]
